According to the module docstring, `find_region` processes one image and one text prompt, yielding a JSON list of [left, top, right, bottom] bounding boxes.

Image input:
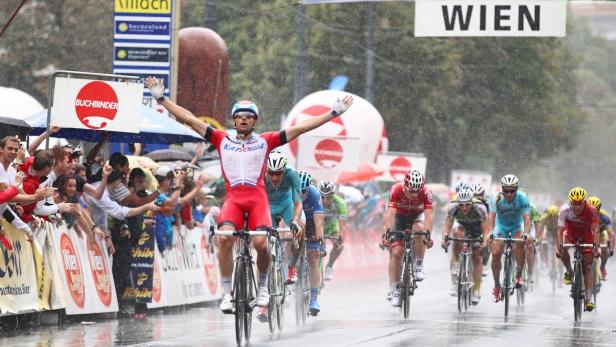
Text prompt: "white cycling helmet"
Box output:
[[404, 170, 424, 190], [501, 174, 519, 187], [318, 181, 336, 195], [267, 151, 287, 172], [456, 188, 473, 203], [455, 181, 469, 193], [470, 183, 485, 197]]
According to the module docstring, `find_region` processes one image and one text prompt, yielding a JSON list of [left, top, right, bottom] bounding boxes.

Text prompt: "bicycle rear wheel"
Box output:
[[234, 259, 246, 346], [295, 256, 309, 328], [277, 265, 285, 332]]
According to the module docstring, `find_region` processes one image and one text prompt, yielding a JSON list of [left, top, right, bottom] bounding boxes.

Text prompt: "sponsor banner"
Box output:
[[450, 169, 493, 195], [113, 0, 174, 115], [51, 77, 143, 133], [114, 16, 171, 40], [0, 220, 38, 315], [297, 135, 360, 173], [415, 0, 567, 37], [115, 0, 172, 14], [51, 224, 118, 315], [375, 152, 427, 182], [148, 224, 220, 309], [128, 225, 156, 303], [114, 43, 171, 65]]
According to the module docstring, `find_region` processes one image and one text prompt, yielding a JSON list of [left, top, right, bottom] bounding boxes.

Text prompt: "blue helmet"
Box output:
[[298, 171, 312, 192], [231, 100, 259, 119]]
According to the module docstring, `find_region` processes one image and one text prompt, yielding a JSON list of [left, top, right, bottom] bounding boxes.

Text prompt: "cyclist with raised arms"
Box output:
[[556, 187, 600, 311], [146, 76, 352, 314], [489, 174, 531, 302], [293, 171, 325, 315], [587, 196, 614, 281], [382, 169, 434, 307], [441, 188, 490, 304], [318, 180, 348, 281]]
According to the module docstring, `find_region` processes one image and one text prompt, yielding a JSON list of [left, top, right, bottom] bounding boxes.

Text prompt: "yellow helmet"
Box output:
[[547, 205, 559, 216], [588, 196, 601, 210], [568, 187, 587, 203]]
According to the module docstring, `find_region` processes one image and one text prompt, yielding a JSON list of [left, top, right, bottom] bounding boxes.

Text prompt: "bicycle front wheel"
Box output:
[[457, 256, 466, 313], [234, 259, 246, 346], [573, 260, 583, 321], [244, 260, 254, 342], [503, 253, 512, 317], [401, 255, 411, 320]]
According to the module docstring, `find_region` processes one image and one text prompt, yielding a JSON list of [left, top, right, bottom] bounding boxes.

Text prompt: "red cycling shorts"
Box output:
[[218, 185, 272, 231]]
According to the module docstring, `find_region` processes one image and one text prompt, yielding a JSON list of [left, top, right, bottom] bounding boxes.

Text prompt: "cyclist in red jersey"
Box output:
[[556, 187, 600, 311], [382, 170, 434, 307], [146, 76, 353, 313]]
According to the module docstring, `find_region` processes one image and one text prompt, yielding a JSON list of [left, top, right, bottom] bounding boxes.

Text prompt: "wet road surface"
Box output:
[[1, 247, 615, 346]]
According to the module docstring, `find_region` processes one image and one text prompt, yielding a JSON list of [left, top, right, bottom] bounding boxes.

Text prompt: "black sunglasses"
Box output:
[[502, 189, 517, 194]]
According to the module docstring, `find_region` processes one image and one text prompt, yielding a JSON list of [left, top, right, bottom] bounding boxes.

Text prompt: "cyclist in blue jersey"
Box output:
[[488, 174, 531, 302], [264, 151, 302, 280], [293, 171, 325, 316]]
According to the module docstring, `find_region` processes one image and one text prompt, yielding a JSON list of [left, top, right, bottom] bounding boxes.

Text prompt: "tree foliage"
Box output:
[[1, 1, 590, 183]]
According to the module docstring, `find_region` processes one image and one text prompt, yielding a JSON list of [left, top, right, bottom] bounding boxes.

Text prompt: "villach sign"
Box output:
[[301, 0, 567, 37]]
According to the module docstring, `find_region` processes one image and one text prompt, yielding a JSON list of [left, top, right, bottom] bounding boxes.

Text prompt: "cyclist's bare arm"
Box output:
[[442, 216, 453, 240], [523, 213, 531, 235], [293, 200, 303, 223], [535, 221, 543, 241], [424, 208, 434, 232], [592, 221, 600, 244], [556, 225, 565, 247], [481, 220, 491, 243], [383, 207, 396, 232], [488, 211, 496, 231], [284, 95, 353, 142], [314, 213, 324, 239]]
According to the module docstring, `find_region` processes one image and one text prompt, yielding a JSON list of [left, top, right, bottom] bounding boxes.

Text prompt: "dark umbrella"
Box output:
[[0, 116, 32, 140]]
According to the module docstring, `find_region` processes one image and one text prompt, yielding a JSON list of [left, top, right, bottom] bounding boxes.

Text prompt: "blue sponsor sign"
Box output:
[[115, 20, 170, 36]]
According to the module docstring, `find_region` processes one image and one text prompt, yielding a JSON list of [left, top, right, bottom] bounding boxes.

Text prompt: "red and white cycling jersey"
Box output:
[[204, 128, 286, 190], [203, 127, 287, 229], [387, 182, 433, 216], [557, 202, 598, 234]]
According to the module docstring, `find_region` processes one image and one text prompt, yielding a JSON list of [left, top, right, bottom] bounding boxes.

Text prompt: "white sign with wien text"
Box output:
[[415, 0, 566, 37]]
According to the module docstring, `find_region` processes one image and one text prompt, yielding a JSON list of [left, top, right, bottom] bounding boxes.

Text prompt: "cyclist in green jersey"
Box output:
[[539, 205, 559, 268], [441, 188, 490, 304], [318, 181, 348, 281], [526, 202, 542, 284]]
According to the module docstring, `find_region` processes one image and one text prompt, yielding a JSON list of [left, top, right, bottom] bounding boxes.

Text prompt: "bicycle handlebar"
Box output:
[[444, 235, 483, 242], [490, 235, 527, 243], [386, 229, 431, 238], [561, 243, 595, 248]]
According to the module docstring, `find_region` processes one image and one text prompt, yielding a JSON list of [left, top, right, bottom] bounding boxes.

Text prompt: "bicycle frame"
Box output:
[[386, 229, 430, 320], [208, 214, 288, 345], [491, 236, 526, 318], [445, 235, 482, 312], [561, 240, 594, 322]]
